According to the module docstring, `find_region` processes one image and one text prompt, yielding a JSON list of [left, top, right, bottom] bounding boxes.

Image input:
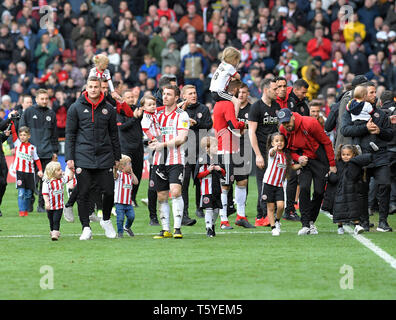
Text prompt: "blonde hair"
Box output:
[[93, 54, 109, 69], [139, 94, 156, 106], [222, 47, 241, 66], [200, 136, 217, 152], [119, 154, 131, 167], [43, 161, 61, 181], [353, 85, 368, 100]]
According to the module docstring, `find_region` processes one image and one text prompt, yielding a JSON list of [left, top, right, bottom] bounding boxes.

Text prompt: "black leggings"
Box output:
[[47, 209, 63, 231]]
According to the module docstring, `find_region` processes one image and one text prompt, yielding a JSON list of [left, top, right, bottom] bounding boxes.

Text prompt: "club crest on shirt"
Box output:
[[76, 168, 82, 174], [149, 179, 155, 188], [102, 109, 108, 115], [262, 194, 267, 200], [17, 179, 22, 186], [203, 196, 210, 204], [197, 112, 202, 118], [46, 116, 51, 121]]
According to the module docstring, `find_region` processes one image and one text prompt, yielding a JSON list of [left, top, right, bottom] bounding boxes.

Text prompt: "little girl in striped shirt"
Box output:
[[262, 132, 301, 236], [42, 161, 73, 241], [11, 125, 43, 217], [114, 155, 139, 238]]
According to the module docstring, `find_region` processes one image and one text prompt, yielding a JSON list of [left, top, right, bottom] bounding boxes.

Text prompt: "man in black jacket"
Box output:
[[117, 89, 144, 207], [20, 89, 58, 212], [380, 90, 396, 214], [66, 76, 121, 240], [341, 82, 394, 232], [180, 84, 213, 225]]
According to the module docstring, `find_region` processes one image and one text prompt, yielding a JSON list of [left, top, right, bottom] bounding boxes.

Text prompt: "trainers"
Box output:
[[275, 221, 281, 232], [360, 221, 370, 232], [79, 227, 93, 240], [212, 224, 216, 237], [100, 219, 116, 238], [235, 215, 256, 228], [63, 206, 74, 223], [149, 217, 160, 226], [206, 227, 214, 237], [220, 221, 233, 230], [262, 216, 270, 226], [131, 201, 138, 207], [283, 211, 301, 221], [37, 206, 46, 213], [51, 230, 60, 241], [227, 206, 236, 217], [272, 228, 280, 236], [309, 221, 318, 235], [141, 198, 148, 206], [354, 225, 364, 235], [389, 204, 396, 215], [111, 207, 117, 216], [255, 217, 265, 227], [337, 227, 345, 235], [124, 227, 134, 237], [181, 215, 197, 226], [153, 230, 173, 239], [19, 211, 24, 217], [377, 221, 393, 232], [89, 213, 101, 222], [297, 227, 310, 235], [117, 233, 123, 238], [173, 228, 183, 239]]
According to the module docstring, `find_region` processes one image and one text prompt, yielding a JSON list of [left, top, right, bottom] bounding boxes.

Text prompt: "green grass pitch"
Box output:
[[0, 179, 395, 300]]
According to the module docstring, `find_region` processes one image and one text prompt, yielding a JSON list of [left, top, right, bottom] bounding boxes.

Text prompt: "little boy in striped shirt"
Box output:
[[114, 155, 139, 238], [11, 125, 43, 217]]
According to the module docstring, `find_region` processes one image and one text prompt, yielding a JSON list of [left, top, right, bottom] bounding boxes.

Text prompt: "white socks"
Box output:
[[159, 200, 170, 231], [220, 189, 229, 222], [171, 196, 183, 229], [205, 208, 220, 229], [235, 185, 247, 217]]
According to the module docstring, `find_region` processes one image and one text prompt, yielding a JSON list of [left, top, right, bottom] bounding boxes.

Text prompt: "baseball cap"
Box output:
[[277, 108, 293, 124], [351, 75, 368, 88]]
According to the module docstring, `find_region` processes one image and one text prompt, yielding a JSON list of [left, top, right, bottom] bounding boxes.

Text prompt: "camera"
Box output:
[[9, 112, 21, 120]]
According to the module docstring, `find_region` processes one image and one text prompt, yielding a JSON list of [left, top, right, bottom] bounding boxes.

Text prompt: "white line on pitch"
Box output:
[[321, 211, 396, 270]]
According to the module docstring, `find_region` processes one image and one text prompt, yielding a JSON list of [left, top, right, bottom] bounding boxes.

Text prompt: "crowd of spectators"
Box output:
[[0, 0, 395, 137]]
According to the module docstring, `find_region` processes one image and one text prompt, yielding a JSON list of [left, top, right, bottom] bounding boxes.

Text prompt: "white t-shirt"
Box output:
[[209, 61, 237, 92]]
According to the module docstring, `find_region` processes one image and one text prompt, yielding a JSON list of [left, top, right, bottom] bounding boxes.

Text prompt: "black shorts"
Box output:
[[200, 194, 223, 210], [233, 159, 249, 182], [16, 171, 36, 191], [261, 183, 284, 203], [218, 154, 234, 186], [155, 164, 184, 192]]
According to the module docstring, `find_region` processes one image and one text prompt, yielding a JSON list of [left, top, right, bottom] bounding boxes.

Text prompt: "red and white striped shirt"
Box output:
[[142, 111, 163, 165], [42, 176, 70, 210], [65, 167, 77, 190], [332, 59, 344, 89], [154, 106, 189, 165], [263, 151, 287, 187], [197, 164, 226, 195], [13, 139, 41, 174], [114, 171, 133, 205], [88, 67, 114, 91]]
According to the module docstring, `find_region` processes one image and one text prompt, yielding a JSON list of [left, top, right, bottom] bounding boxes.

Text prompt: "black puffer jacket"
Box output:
[[330, 154, 372, 223], [287, 90, 310, 116], [65, 92, 121, 169], [340, 106, 393, 167]]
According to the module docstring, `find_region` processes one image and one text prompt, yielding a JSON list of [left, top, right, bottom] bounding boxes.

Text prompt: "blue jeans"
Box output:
[[18, 188, 32, 212], [115, 204, 135, 233]]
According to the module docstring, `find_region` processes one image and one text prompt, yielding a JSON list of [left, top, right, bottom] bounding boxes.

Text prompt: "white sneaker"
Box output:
[[354, 225, 364, 235], [275, 221, 281, 232], [89, 213, 101, 222], [297, 227, 310, 235], [79, 227, 92, 240], [337, 227, 345, 235], [63, 206, 74, 223], [141, 198, 148, 206], [100, 219, 116, 238], [111, 207, 117, 216], [309, 221, 318, 235], [272, 228, 280, 236]]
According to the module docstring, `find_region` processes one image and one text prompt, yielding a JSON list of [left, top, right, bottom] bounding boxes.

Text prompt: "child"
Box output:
[[262, 132, 301, 236], [42, 161, 73, 241], [89, 54, 116, 93], [139, 54, 160, 80], [11, 125, 43, 217], [195, 136, 225, 237], [114, 155, 139, 238], [329, 144, 371, 235], [209, 46, 242, 116], [345, 85, 379, 152], [63, 166, 77, 223]]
